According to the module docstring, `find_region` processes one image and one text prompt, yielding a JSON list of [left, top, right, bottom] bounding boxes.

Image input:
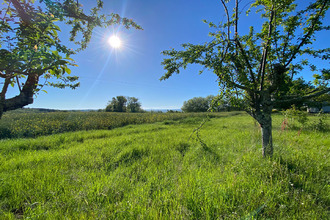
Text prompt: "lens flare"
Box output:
[[108, 35, 121, 48]]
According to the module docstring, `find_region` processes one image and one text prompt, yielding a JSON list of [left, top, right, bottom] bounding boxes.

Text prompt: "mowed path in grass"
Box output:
[[0, 114, 329, 219]]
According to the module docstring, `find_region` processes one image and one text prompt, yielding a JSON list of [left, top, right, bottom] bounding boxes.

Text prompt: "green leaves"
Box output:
[[0, 0, 142, 116]]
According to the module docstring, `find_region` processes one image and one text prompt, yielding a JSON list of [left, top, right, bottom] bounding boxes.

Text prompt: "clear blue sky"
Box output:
[[9, 0, 329, 110]]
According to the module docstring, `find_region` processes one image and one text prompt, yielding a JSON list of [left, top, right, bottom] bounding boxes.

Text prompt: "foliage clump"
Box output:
[[105, 96, 143, 113], [181, 95, 214, 112]]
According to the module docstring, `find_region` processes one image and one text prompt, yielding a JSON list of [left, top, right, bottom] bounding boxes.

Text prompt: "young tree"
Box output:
[[0, 0, 141, 118], [161, 0, 329, 157]]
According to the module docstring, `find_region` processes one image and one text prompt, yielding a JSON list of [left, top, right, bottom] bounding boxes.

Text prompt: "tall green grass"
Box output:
[[0, 113, 329, 219]]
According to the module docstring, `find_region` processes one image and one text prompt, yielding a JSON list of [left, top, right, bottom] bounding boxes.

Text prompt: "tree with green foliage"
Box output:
[[106, 96, 127, 112], [105, 96, 142, 112], [126, 96, 142, 113], [161, 0, 329, 157], [181, 95, 214, 112], [0, 0, 141, 118], [106, 96, 142, 113]]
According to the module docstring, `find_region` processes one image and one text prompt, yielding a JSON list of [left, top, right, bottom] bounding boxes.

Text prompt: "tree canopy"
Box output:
[[0, 0, 141, 118], [127, 97, 143, 113], [161, 0, 329, 157], [106, 96, 142, 113]]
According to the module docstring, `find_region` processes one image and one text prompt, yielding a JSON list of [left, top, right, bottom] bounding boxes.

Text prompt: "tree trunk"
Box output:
[[0, 101, 4, 119], [260, 114, 273, 157], [252, 91, 274, 157]]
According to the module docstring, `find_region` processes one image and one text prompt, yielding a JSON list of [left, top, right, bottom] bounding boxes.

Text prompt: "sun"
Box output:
[[108, 35, 121, 48]]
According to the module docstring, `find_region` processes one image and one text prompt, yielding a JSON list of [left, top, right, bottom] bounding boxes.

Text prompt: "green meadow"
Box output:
[[0, 111, 217, 139], [0, 112, 329, 219]]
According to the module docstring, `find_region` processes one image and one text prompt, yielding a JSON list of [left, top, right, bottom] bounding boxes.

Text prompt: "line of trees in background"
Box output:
[[182, 87, 329, 113], [105, 96, 143, 113], [181, 95, 244, 112]]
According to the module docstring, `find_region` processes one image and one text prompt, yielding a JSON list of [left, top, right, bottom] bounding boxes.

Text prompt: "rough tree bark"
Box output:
[[0, 73, 38, 119], [259, 110, 273, 157], [250, 90, 274, 157]]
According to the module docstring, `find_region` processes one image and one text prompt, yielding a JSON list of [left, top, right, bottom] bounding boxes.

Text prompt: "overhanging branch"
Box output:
[[3, 73, 39, 112], [274, 87, 330, 105]]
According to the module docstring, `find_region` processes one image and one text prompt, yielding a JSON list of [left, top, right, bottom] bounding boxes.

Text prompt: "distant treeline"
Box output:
[[12, 108, 61, 113], [181, 95, 244, 112], [105, 96, 143, 113]]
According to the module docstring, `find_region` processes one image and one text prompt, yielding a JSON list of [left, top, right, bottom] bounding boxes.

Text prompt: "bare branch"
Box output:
[[16, 76, 22, 93], [258, 5, 275, 91], [235, 0, 238, 41], [235, 39, 256, 84], [284, 0, 328, 67], [220, 0, 231, 40], [273, 11, 282, 63]]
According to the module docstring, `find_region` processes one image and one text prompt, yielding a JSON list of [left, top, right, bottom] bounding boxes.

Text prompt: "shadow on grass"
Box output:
[[274, 156, 329, 209]]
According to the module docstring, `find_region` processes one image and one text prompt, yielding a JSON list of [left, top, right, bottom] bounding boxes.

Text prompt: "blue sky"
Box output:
[[7, 0, 329, 110]]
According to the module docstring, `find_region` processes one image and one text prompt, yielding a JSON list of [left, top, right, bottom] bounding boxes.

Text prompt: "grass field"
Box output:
[[0, 112, 329, 219], [0, 111, 224, 139]]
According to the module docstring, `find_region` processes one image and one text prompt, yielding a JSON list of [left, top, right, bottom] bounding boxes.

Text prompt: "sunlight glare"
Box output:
[[108, 35, 121, 48]]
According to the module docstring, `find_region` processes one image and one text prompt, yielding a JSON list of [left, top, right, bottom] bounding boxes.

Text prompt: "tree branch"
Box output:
[[235, 0, 238, 46], [235, 39, 256, 84], [0, 77, 11, 100], [8, 0, 32, 25], [274, 87, 330, 104], [0, 71, 7, 78], [16, 76, 22, 93], [284, 0, 328, 67], [217, 72, 252, 92], [3, 73, 39, 112], [1, 1, 12, 22], [258, 5, 275, 91], [220, 0, 231, 40]]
